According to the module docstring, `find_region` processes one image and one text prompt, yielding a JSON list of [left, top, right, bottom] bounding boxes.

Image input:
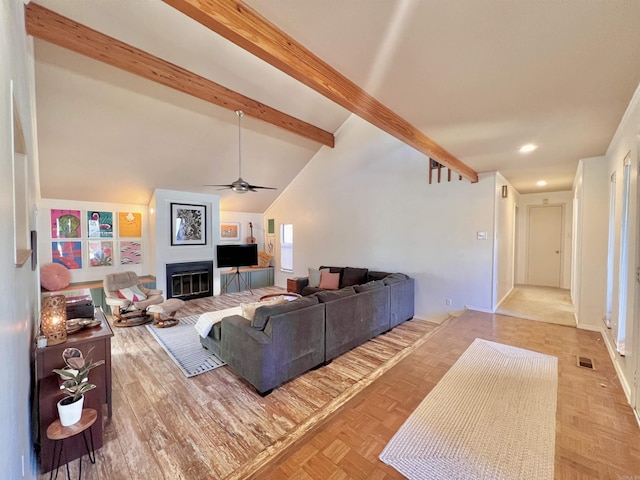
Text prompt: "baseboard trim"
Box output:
[[465, 305, 494, 314], [597, 326, 633, 403], [493, 286, 515, 311], [576, 323, 601, 332]]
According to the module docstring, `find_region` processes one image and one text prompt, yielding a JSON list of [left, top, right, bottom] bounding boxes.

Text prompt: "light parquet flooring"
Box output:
[[248, 310, 640, 480], [37, 287, 441, 480]]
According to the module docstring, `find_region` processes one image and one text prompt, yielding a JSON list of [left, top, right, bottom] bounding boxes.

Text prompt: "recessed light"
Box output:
[[519, 144, 538, 153], [536, 180, 547, 187]]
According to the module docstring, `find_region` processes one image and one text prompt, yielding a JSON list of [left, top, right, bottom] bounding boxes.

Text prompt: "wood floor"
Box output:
[[38, 290, 640, 479]]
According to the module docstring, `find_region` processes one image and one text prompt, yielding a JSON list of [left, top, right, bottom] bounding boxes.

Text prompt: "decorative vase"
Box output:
[[57, 395, 84, 426]]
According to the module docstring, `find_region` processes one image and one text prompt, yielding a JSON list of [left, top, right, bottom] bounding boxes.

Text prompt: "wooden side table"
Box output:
[[46, 408, 97, 480], [286, 278, 298, 293], [36, 307, 112, 472]]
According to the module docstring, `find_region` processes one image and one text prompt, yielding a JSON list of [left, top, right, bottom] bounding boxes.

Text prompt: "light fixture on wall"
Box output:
[[41, 294, 67, 346], [501, 185, 508, 198], [205, 110, 277, 194]]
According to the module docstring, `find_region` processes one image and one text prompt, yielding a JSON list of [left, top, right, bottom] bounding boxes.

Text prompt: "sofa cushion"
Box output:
[[316, 286, 356, 303], [367, 271, 391, 282], [341, 267, 368, 287], [383, 273, 409, 285], [251, 295, 320, 330], [319, 271, 340, 290], [301, 286, 325, 296], [354, 280, 386, 292]]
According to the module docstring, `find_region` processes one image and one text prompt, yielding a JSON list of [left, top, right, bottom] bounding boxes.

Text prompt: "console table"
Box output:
[[220, 267, 274, 293], [36, 307, 113, 472]]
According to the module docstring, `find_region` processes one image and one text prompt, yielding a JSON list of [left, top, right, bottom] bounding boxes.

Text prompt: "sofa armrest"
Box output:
[[290, 277, 309, 295]]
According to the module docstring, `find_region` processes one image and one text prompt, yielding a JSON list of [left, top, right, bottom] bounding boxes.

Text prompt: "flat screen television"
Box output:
[[216, 244, 258, 268]]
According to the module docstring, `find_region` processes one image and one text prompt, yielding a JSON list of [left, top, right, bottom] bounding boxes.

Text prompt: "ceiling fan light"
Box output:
[[519, 144, 538, 153]]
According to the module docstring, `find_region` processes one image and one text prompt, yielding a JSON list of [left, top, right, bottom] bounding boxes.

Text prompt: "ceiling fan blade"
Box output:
[[248, 185, 277, 190]]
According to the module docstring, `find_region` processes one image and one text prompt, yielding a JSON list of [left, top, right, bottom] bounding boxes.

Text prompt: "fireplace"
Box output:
[[166, 261, 213, 300]]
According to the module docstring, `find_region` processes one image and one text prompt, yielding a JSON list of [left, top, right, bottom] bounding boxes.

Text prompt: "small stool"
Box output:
[[148, 298, 184, 328], [46, 408, 97, 480]]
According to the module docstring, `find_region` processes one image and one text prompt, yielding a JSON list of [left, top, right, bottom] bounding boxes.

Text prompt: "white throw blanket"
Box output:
[[194, 306, 242, 338]]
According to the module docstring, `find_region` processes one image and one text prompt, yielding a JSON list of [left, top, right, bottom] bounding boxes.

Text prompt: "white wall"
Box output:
[[152, 189, 220, 296], [494, 173, 519, 309], [264, 115, 497, 322], [1, 0, 40, 477], [595, 82, 640, 403], [37, 199, 150, 284], [572, 157, 608, 330], [220, 211, 265, 250], [515, 191, 573, 289]]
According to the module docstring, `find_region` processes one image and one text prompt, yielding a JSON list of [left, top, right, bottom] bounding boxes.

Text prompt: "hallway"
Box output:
[[496, 285, 576, 327]]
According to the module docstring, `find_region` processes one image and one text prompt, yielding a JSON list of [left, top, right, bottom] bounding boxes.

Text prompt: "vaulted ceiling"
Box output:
[[31, 0, 640, 212]]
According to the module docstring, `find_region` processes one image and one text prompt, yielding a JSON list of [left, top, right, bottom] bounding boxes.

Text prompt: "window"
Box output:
[[280, 224, 293, 272], [605, 172, 616, 328], [616, 155, 631, 355]]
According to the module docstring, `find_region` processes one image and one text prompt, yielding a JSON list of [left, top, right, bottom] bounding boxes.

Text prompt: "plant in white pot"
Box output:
[[53, 347, 105, 426]]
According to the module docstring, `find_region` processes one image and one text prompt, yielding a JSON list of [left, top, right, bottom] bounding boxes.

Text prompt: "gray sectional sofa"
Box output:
[[201, 267, 414, 395]]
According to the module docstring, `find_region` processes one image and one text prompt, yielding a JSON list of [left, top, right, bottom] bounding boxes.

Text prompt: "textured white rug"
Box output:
[[146, 314, 226, 378], [379, 338, 558, 480]]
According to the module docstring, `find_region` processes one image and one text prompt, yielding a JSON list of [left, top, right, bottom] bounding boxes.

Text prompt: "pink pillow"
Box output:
[[40, 262, 71, 291], [319, 271, 340, 290]]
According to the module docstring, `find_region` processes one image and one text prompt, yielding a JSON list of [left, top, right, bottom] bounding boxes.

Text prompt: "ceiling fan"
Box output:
[[206, 110, 277, 194]]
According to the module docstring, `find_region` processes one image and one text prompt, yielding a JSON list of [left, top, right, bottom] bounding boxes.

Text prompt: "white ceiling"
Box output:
[[33, 0, 640, 211]]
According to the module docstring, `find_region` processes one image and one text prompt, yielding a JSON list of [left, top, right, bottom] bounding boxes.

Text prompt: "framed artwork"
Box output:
[[118, 212, 142, 237], [88, 240, 113, 267], [220, 222, 240, 241], [171, 203, 206, 246], [267, 218, 275, 237], [87, 211, 113, 238], [51, 241, 82, 269], [120, 241, 142, 265], [51, 209, 81, 238]]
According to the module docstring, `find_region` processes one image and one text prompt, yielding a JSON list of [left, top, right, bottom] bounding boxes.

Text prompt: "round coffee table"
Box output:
[[259, 293, 301, 302]]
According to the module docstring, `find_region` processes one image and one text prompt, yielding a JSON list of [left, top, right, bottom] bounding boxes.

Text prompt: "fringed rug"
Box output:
[[146, 314, 225, 378], [380, 338, 558, 480]]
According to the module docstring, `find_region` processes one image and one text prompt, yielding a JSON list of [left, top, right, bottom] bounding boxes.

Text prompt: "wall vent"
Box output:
[[576, 356, 595, 369]]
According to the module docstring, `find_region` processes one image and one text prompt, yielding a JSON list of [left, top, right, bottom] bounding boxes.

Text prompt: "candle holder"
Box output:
[[41, 295, 67, 346]]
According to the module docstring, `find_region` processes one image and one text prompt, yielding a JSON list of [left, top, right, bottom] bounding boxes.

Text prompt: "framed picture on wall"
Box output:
[[267, 218, 275, 237], [220, 222, 240, 241], [171, 203, 206, 246]]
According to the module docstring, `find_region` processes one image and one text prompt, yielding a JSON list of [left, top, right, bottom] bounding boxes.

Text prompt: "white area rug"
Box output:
[[379, 338, 558, 480], [146, 314, 226, 378]]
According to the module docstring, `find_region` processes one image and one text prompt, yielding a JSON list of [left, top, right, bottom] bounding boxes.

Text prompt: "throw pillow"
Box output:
[[308, 267, 324, 288], [318, 270, 340, 290], [40, 262, 71, 291], [117, 286, 147, 302], [341, 267, 368, 287]]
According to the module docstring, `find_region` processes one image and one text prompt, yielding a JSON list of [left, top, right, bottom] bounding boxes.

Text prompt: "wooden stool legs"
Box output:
[[49, 427, 95, 480]]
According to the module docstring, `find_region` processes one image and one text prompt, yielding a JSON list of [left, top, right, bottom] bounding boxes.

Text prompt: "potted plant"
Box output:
[[52, 347, 105, 426]]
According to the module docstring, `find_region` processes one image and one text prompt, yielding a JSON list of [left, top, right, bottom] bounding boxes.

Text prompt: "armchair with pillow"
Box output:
[[104, 271, 164, 327]]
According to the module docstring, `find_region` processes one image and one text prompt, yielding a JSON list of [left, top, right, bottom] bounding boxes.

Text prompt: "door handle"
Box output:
[[555, 250, 560, 254]]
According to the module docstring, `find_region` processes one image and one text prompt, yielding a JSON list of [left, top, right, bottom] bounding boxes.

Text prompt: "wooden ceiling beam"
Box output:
[[24, 3, 334, 148], [162, 0, 478, 183]]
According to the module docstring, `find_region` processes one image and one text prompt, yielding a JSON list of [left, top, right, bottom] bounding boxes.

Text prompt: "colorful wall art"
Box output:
[[88, 240, 113, 267], [51, 209, 81, 238], [87, 211, 113, 238], [119, 241, 142, 265], [51, 241, 82, 269], [118, 212, 142, 237]]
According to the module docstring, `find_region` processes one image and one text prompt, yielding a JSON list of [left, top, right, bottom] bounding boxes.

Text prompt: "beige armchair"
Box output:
[[104, 272, 163, 327]]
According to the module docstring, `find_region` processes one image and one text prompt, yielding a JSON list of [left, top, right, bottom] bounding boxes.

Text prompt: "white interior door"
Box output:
[[527, 205, 563, 287]]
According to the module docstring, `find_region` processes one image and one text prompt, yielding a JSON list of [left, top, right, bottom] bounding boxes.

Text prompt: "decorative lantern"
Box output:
[[41, 295, 67, 346]]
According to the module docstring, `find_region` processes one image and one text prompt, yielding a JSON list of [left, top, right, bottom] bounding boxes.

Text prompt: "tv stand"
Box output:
[[220, 267, 274, 294], [222, 266, 253, 294]]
